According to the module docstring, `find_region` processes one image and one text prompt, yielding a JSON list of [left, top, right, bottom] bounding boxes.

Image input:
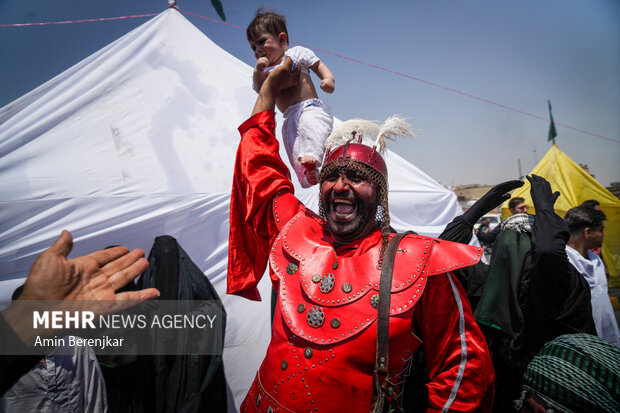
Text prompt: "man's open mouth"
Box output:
[[332, 198, 357, 219]]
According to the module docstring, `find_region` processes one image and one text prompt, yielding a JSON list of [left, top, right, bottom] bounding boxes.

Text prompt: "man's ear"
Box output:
[[278, 32, 288, 45]]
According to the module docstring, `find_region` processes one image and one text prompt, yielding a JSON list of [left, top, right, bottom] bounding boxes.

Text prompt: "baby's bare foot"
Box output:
[[300, 155, 317, 167]]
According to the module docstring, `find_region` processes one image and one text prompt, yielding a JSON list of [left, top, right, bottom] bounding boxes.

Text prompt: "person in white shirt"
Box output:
[[565, 205, 620, 347]]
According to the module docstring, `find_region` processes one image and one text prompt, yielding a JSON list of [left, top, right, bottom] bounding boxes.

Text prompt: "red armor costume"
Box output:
[[228, 111, 494, 412]]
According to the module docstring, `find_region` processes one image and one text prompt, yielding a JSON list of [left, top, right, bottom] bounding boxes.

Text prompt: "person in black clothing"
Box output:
[[439, 175, 596, 412]]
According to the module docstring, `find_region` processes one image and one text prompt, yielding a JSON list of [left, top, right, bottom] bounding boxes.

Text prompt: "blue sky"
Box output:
[[1, 0, 618, 186]]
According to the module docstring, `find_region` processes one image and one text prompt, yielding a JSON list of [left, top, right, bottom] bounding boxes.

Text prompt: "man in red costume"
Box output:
[[227, 58, 494, 412]]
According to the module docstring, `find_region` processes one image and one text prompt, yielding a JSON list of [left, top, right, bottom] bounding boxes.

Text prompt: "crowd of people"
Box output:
[[1, 8, 619, 413]]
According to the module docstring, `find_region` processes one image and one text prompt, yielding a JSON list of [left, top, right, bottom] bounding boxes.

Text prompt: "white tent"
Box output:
[[0, 9, 463, 411]]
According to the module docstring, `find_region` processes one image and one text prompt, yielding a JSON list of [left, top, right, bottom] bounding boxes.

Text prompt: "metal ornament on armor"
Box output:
[[370, 294, 380, 309], [320, 273, 335, 293], [306, 306, 325, 328]]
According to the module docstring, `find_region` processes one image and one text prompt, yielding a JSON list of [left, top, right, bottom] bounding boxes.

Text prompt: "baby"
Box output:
[[247, 10, 335, 187]]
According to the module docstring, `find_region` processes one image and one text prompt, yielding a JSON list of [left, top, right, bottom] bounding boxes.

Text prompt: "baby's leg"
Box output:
[[295, 101, 333, 187]]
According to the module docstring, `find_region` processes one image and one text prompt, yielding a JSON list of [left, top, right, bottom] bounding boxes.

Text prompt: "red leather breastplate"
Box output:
[[242, 212, 483, 413]]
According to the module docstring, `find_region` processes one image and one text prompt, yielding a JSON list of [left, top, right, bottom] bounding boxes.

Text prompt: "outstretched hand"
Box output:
[[463, 180, 524, 225], [3, 231, 159, 344], [19, 230, 159, 302], [527, 174, 560, 212]]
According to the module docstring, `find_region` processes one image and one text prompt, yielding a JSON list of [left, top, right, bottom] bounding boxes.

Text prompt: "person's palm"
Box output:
[[20, 230, 155, 302]]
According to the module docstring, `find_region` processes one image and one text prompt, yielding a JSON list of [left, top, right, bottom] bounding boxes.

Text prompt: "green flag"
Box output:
[[210, 0, 226, 21], [547, 99, 557, 142]]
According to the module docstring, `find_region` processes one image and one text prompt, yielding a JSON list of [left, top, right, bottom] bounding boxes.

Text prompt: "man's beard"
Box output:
[[323, 192, 377, 241]]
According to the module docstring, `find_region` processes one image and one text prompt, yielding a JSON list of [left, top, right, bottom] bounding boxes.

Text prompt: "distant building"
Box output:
[[451, 184, 495, 211], [607, 182, 620, 199]]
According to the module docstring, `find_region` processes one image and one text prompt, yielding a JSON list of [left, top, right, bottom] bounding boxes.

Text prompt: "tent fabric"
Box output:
[[0, 9, 463, 411], [501, 144, 620, 286]]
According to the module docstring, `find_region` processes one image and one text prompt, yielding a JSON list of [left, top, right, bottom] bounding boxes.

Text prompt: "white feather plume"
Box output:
[[374, 116, 416, 153], [325, 116, 415, 155]]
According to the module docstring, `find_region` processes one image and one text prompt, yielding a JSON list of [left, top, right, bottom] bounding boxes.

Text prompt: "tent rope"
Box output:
[[0, 13, 158, 27]]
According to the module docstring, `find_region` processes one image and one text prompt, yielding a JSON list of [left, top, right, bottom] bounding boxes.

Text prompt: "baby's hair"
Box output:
[[247, 8, 289, 44]]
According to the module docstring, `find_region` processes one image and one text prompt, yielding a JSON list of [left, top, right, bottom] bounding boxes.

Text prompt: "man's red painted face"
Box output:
[[320, 168, 379, 245]]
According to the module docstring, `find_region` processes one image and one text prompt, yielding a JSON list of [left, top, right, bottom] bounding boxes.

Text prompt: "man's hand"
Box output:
[[463, 180, 524, 225], [251, 57, 300, 116], [320, 78, 335, 93], [527, 174, 560, 212], [264, 57, 300, 94], [19, 230, 158, 302]]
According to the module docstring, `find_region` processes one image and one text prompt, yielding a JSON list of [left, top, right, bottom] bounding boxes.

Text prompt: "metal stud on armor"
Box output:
[[306, 306, 325, 328]]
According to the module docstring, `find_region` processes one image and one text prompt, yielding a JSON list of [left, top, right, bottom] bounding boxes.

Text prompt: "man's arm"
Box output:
[[310, 60, 335, 93], [526, 175, 597, 343], [414, 273, 494, 412], [439, 180, 523, 245], [228, 58, 303, 300]]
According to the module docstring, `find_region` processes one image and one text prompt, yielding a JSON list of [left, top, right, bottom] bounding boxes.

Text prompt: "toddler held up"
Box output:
[[247, 10, 335, 187]]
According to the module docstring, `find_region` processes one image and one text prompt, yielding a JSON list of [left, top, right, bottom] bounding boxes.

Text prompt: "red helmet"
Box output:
[[323, 140, 387, 177]]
